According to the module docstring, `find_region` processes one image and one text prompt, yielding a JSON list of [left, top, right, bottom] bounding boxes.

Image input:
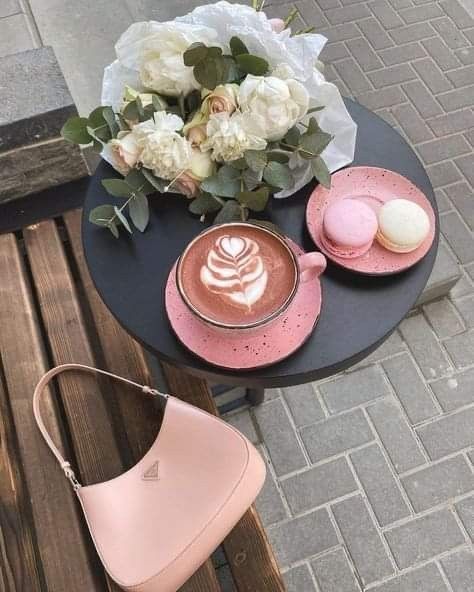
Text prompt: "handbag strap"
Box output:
[[33, 363, 168, 491]]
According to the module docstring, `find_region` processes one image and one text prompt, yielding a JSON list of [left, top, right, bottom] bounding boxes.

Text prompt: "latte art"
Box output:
[[200, 236, 268, 308]]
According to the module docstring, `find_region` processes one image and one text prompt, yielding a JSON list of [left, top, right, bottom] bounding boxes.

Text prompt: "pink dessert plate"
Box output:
[[165, 240, 322, 370], [306, 166, 436, 275]]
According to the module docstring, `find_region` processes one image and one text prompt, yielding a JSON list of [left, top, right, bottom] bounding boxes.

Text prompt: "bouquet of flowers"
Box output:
[[62, 1, 356, 237]]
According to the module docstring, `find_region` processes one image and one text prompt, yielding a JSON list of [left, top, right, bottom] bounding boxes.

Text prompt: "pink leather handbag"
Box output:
[[33, 363, 266, 592]]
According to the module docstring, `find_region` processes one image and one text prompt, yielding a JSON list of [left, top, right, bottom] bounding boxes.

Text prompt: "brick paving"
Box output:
[[2, 0, 474, 589]]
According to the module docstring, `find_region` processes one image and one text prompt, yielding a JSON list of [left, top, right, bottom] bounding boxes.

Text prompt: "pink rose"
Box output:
[[174, 172, 200, 198], [269, 18, 286, 33]]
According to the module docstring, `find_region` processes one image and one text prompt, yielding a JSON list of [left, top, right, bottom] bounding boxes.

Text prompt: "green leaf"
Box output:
[[186, 90, 201, 113], [184, 42, 208, 66], [194, 58, 220, 90], [235, 54, 269, 76], [230, 36, 249, 57], [237, 187, 270, 212], [201, 173, 240, 198], [208, 46, 223, 58], [61, 116, 92, 144], [223, 56, 241, 83], [245, 150, 267, 172], [152, 94, 165, 111], [142, 168, 168, 193], [101, 178, 131, 198], [242, 168, 262, 191], [229, 158, 248, 170], [267, 150, 290, 164], [189, 193, 223, 215], [114, 206, 132, 233], [89, 204, 115, 227], [214, 200, 242, 224], [87, 107, 111, 142], [108, 222, 120, 238], [263, 162, 293, 190], [300, 131, 333, 158], [123, 101, 139, 122], [284, 126, 301, 147], [306, 116, 320, 135], [218, 165, 241, 181], [307, 105, 324, 114], [311, 157, 331, 189], [129, 192, 150, 232], [102, 106, 120, 137], [125, 169, 155, 195], [136, 96, 145, 120]]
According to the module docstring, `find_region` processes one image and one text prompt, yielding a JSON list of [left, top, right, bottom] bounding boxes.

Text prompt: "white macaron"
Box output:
[[376, 198, 430, 253]]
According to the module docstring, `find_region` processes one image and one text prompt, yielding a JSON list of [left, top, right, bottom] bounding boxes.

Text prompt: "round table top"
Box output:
[[82, 99, 439, 388]]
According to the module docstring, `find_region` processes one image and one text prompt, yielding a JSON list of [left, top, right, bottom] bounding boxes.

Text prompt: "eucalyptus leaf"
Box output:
[[230, 36, 249, 57], [103, 106, 120, 137], [114, 206, 132, 233], [88, 107, 106, 129], [214, 199, 242, 224], [208, 46, 223, 58], [311, 156, 331, 189], [102, 178, 131, 198], [300, 131, 333, 158], [152, 94, 166, 111], [123, 101, 139, 122], [189, 193, 222, 215], [201, 173, 240, 198], [245, 150, 267, 172], [242, 168, 262, 191], [306, 116, 320, 135], [194, 58, 223, 90], [307, 105, 324, 114], [263, 162, 293, 190], [229, 158, 248, 170], [129, 192, 150, 232], [89, 204, 115, 227], [267, 150, 290, 164], [235, 54, 269, 76], [184, 42, 208, 66], [142, 168, 168, 193], [186, 90, 201, 113], [136, 96, 145, 120], [223, 56, 241, 83], [61, 116, 92, 144], [237, 187, 270, 212], [108, 222, 120, 238], [284, 126, 301, 147], [125, 169, 155, 195], [218, 165, 241, 181]]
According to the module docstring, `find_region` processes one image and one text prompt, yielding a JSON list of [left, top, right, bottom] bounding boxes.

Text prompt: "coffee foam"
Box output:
[[179, 225, 296, 326]]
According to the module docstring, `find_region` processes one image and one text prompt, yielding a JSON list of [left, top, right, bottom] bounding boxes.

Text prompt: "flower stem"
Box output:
[[284, 7, 299, 27]]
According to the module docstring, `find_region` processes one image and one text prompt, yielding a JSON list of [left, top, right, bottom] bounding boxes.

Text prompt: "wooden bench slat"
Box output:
[[163, 365, 286, 592], [0, 233, 102, 592], [23, 220, 125, 592], [0, 363, 43, 592], [64, 210, 222, 592]]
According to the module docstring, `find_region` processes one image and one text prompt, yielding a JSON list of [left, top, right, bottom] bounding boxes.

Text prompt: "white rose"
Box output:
[[108, 131, 141, 174], [139, 22, 219, 96], [202, 112, 267, 162], [136, 112, 193, 180], [238, 75, 309, 141]]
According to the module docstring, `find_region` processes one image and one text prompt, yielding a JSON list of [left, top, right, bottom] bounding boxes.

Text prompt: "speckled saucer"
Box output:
[[165, 241, 322, 370], [306, 166, 436, 275]]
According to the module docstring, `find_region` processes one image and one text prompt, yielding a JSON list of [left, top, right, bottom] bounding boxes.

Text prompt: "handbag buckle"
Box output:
[[62, 463, 82, 492]]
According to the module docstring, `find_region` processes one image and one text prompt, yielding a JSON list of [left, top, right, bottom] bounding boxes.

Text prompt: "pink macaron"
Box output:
[[321, 198, 378, 259]]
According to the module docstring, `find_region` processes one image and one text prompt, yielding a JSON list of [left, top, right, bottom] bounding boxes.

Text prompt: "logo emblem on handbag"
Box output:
[[142, 461, 160, 481]]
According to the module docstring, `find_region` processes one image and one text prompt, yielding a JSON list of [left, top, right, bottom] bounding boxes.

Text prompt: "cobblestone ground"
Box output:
[[2, 0, 474, 589], [225, 3, 474, 589]]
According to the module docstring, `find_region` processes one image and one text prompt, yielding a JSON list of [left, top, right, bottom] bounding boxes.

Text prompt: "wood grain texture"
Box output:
[[0, 363, 42, 592], [65, 210, 221, 592], [0, 233, 102, 592], [23, 220, 123, 484], [162, 364, 286, 592]]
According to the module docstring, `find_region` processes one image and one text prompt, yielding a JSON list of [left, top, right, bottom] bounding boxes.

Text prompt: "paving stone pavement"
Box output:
[[2, 0, 474, 590]]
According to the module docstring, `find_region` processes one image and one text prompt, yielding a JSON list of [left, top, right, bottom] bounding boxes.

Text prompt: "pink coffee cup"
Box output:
[[176, 223, 326, 332]]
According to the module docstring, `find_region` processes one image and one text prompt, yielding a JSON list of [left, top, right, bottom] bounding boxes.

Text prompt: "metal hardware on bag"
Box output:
[[142, 386, 169, 399], [63, 465, 82, 492]]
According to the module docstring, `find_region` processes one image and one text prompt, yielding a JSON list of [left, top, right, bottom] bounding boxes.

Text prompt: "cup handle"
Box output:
[[298, 252, 327, 283]]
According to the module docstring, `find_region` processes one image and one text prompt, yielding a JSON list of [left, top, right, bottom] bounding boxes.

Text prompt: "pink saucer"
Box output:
[[165, 241, 322, 370], [306, 166, 436, 275]]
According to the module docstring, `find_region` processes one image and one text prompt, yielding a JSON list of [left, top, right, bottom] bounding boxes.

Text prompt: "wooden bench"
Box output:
[[0, 210, 285, 592]]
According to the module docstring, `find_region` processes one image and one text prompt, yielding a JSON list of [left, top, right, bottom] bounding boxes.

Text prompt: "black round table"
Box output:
[[82, 99, 439, 389]]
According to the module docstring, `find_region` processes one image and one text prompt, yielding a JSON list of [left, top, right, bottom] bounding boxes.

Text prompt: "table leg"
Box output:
[[246, 387, 265, 406]]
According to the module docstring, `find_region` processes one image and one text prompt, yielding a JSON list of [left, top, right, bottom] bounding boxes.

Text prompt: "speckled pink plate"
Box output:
[[306, 166, 436, 275], [165, 241, 322, 370]]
